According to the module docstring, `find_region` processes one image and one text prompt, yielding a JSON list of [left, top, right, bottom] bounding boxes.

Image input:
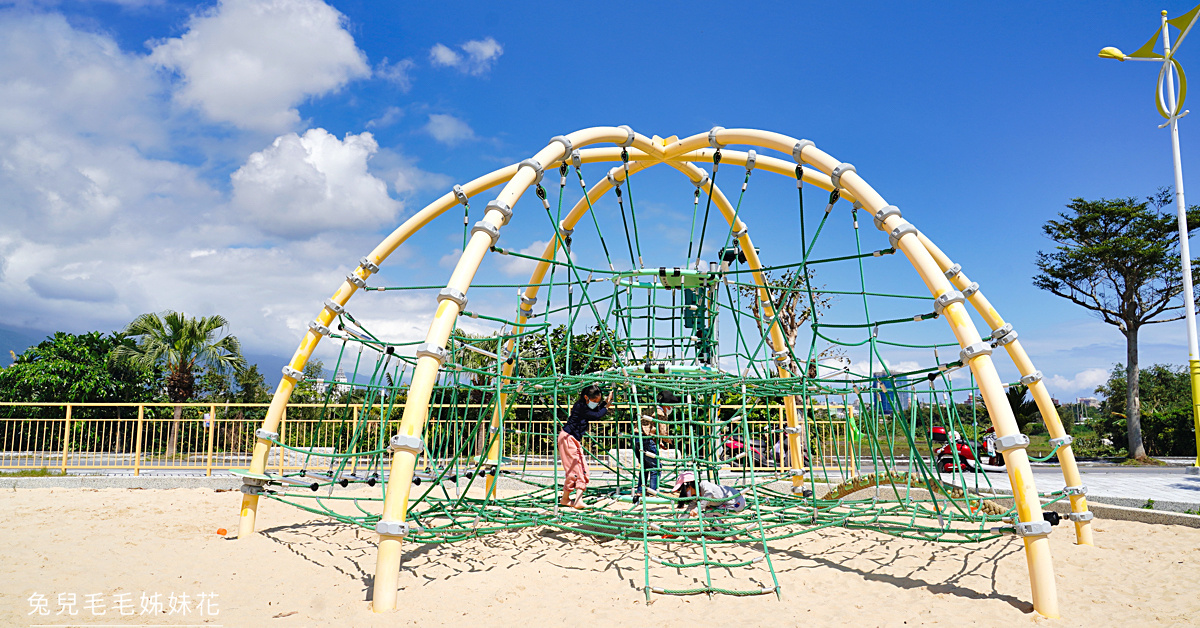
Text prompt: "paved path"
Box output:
[[954, 466, 1200, 510]]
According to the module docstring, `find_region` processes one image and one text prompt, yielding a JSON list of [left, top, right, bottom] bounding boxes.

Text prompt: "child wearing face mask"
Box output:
[[558, 383, 614, 509]]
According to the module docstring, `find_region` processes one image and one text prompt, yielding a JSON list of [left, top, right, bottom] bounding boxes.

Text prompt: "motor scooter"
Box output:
[[931, 425, 1006, 473]]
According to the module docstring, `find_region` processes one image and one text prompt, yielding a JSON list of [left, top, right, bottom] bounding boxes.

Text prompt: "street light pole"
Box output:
[[1159, 12, 1200, 468], [1100, 7, 1200, 467]]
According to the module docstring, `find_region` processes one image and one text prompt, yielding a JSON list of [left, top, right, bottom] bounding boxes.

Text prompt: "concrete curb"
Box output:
[[1043, 500, 1200, 529]]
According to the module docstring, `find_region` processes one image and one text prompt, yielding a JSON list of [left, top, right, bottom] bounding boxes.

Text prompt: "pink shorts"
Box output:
[[558, 431, 589, 492]]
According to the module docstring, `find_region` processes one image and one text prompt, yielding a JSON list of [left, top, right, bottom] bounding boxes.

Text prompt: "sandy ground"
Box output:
[[1, 487, 1197, 627]]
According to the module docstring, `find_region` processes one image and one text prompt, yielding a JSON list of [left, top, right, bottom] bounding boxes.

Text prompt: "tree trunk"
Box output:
[[1125, 326, 1146, 459], [165, 404, 182, 457]]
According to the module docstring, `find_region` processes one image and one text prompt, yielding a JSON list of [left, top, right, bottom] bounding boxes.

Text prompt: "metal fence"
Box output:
[[0, 402, 859, 475]]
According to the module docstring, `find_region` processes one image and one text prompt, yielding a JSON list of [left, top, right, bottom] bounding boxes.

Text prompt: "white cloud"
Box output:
[[1047, 368, 1110, 396], [231, 128, 400, 239], [393, 159, 453, 196], [423, 113, 475, 145], [428, 37, 503, 76], [0, 11, 444, 373], [149, 0, 370, 131], [366, 106, 403, 129], [497, 240, 570, 277], [375, 57, 414, 91]]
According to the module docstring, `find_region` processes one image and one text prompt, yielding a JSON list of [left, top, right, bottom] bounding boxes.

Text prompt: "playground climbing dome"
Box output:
[[233, 127, 1095, 618]]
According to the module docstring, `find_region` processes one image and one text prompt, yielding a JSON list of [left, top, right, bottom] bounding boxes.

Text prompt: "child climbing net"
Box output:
[[233, 127, 1094, 619]]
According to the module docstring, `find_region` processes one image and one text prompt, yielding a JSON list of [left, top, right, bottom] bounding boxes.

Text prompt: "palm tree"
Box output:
[[115, 311, 245, 456], [1005, 384, 1040, 434]]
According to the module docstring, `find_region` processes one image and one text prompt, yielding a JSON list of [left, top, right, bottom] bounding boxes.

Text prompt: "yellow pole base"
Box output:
[[237, 493, 259, 539], [371, 536, 404, 612], [1190, 359, 1200, 467]]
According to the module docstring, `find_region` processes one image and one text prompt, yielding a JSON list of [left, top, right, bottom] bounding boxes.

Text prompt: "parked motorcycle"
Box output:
[[931, 425, 1006, 473]]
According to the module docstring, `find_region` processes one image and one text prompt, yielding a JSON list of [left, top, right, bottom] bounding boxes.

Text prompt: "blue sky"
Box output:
[[1, 0, 1198, 401]]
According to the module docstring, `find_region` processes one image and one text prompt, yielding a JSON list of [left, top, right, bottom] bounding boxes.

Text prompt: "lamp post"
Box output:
[[1101, 7, 1200, 467]]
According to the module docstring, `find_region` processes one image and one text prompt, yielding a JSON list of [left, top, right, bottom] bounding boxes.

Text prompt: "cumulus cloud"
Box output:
[[423, 113, 475, 145], [497, 240, 570, 277], [375, 57, 414, 91], [231, 128, 400, 239], [365, 106, 403, 129], [429, 37, 503, 75], [1047, 368, 1110, 396], [149, 0, 370, 131]]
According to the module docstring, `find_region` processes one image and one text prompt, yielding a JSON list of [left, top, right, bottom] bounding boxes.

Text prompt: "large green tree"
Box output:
[[1096, 363, 1195, 457], [1034, 190, 1200, 459], [115, 311, 245, 456], [0, 331, 155, 405]]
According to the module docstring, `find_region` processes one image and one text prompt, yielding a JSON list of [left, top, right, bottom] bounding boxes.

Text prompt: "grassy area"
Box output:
[[0, 468, 66, 477], [1119, 456, 1168, 466]]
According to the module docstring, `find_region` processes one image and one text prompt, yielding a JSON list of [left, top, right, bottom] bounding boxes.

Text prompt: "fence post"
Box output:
[[60, 404, 72, 474], [134, 405, 144, 476], [206, 404, 216, 477], [278, 406, 286, 475]]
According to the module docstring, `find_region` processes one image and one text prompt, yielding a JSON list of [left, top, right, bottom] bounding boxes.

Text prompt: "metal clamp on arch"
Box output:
[[830, 163, 856, 189], [1062, 483, 1087, 496], [519, 294, 537, 308], [693, 174, 710, 189], [346, 273, 367, 289], [617, 125, 635, 148], [1050, 435, 1075, 450], [308, 320, 330, 336], [793, 139, 814, 164], [255, 428, 279, 442], [944, 263, 962, 279], [962, 281, 981, 298], [708, 126, 725, 148], [888, 222, 919, 248], [518, 158, 543, 185], [471, 220, 501, 246], [1013, 519, 1052, 538], [323, 298, 345, 316], [282, 365, 304, 381], [437, 287, 468, 309], [873, 205, 902, 230], [772, 349, 791, 364], [549, 135, 573, 159], [359, 257, 380, 274], [1067, 511, 1094, 522], [453, 184, 469, 205], [388, 433, 424, 454], [992, 323, 1018, 347], [415, 343, 448, 365], [558, 221, 574, 239], [376, 520, 410, 538], [959, 342, 992, 363], [240, 483, 265, 496], [934, 290, 965, 315], [606, 168, 620, 186], [994, 433, 1030, 454], [731, 226, 748, 240], [1020, 370, 1044, 385], [485, 200, 513, 225]]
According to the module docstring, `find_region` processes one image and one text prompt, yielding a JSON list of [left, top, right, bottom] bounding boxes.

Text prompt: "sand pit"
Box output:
[[2, 486, 1198, 626]]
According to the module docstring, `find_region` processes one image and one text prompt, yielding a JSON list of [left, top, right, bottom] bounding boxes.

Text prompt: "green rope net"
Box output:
[[249, 154, 1046, 600]]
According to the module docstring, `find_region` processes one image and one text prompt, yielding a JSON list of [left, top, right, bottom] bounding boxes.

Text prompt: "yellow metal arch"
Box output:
[[235, 126, 1083, 618]]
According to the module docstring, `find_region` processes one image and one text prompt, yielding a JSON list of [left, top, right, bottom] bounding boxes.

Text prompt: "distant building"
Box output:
[[1051, 397, 1061, 407], [1077, 397, 1101, 409], [872, 371, 911, 415], [333, 368, 351, 396]]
